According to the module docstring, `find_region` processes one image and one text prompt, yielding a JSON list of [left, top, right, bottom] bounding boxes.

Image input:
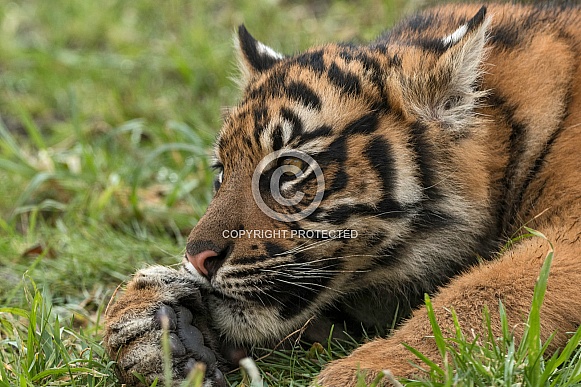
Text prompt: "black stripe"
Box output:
[[370, 44, 388, 55], [337, 45, 356, 61], [408, 121, 463, 236], [294, 50, 326, 75], [253, 108, 269, 144], [290, 155, 347, 201], [314, 135, 348, 167], [305, 133, 349, 222], [316, 135, 348, 199], [410, 121, 440, 201], [365, 135, 406, 217], [243, 137, 253, 150], [527, 98, 574, 214], [314, 202, 407, 225], [417, 38, 448, 54], [265, 241, 286, 257], [514, 82, 572, 220], [295, 125, 333, 146], [284, 81, 322, 110], [355, 52, 391, 111], [272, 125, 283, 151], [413, 208, 456, 232], [309, 135, 407, 224], [489, 24, 521, 48], [327, 62, 361, 96], [312, 204, 367, 225], [489, 93, 530, 235], [516, 125, 563, 208], [343, 113, 378, 136], [248, 70, 285, 101], [515, 32, 576, 219], [364, 136, 395, 194]]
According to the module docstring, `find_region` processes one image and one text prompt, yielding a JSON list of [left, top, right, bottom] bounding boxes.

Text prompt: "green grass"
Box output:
[[401, 230, 581, 387], [0, 0, 580, 386]]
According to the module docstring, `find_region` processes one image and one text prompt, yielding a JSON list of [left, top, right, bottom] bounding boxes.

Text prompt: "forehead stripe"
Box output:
[[343, 113, 379, 136], [284, 81, 322, 110], [327, 62, 362, 96], [294, 50, 326, 75]]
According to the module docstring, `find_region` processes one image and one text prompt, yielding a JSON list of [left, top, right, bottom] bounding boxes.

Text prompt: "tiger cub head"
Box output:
[[184, 7, 494, 345]]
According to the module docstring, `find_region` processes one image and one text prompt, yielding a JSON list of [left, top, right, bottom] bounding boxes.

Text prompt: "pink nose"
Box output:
[[186, 250, 218, 277]]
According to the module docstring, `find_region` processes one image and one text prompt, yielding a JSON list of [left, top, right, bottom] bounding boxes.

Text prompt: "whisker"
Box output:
[[251, 284, 284, 306], [272, 278, 345, 295]]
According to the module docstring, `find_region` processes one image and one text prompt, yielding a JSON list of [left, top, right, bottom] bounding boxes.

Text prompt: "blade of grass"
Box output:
[[424, 294, 447, 360], [521, 227, 554, 386]]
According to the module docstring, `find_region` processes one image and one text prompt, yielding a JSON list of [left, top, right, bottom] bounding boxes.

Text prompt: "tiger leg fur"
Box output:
[[318, 222, 581, 385]]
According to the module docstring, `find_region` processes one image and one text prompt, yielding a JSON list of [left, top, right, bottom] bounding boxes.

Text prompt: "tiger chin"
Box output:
[[104, 3, 581, 386]]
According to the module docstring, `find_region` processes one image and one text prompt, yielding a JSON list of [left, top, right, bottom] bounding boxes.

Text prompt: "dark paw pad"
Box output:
[[155, 304, 222, 384]]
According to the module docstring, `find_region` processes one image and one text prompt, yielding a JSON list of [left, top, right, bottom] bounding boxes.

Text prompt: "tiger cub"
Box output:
[[104, 3, 581, 386]]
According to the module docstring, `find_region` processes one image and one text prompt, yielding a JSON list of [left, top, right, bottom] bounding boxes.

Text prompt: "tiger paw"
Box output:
[[104, 265, 225, 386]]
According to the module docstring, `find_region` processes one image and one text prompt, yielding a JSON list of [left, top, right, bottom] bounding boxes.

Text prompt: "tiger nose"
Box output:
[[186, 249, 228, 280]]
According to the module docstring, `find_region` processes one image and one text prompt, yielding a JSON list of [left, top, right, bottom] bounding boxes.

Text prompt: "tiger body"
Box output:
[[104, 3, 581, 386]]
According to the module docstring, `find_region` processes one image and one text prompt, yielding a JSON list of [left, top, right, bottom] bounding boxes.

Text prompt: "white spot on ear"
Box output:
[[256, 41, 284, 60], [443, 24, 468, 46], [233, 31, 284, 88]]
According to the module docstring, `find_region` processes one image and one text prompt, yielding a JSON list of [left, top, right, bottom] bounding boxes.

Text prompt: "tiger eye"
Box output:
[[281, 157, 305, 175]]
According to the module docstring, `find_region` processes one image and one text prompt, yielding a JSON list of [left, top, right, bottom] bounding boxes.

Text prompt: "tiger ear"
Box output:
[[413, 7, 490, 131], [235, 25, 284, 83]]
